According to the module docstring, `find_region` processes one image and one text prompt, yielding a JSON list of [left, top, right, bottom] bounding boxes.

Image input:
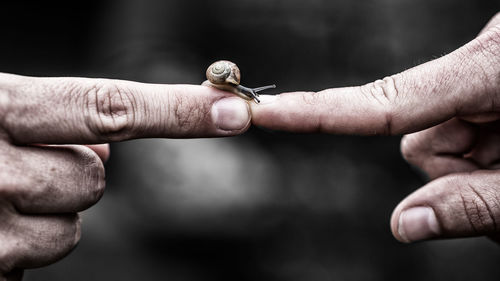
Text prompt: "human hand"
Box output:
[[250, 13, 500, 243], [0, 73, 251, 280]]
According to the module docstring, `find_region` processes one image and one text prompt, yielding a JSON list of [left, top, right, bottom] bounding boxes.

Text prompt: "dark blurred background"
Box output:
[[1, 0, 499, 280]]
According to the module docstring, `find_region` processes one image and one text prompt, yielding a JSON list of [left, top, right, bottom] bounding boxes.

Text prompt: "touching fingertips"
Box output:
[[211, 98, 250, 131], [397, 206, 441, 243]]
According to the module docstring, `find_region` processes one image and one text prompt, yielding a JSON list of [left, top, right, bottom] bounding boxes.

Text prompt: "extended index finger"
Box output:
[[251, 23, 500, 135], [0, 74, 251, 144]]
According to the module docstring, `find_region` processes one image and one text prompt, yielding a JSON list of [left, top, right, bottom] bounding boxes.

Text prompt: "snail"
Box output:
[[202, 60, 276, 103]]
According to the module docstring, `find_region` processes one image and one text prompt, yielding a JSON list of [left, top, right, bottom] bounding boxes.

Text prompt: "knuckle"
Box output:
[[299, 91, 321, 105], [0, 76, 38, 142], [485, 23, 500, 46], [361, 75, 401, 105], [400, 135, 416, 162], [471, 25, 500, 59], [83, 81, 137, 141], [459, 179, 500, 233], [400, 132, 430, 164], [359, 75, 402, 135], [461, 26, 500, 91]]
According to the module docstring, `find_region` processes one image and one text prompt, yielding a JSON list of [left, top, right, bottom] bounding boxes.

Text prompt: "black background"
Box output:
[[1, 1, 499, 280]]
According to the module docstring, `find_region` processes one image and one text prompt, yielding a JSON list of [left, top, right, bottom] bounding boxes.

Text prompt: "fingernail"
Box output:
[[211, 98, 250, 131], [256, 94, 278, 104], [398, 207, 440, 243]]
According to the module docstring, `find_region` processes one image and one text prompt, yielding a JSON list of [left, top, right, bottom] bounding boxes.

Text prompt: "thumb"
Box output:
[[390, 170, 500, 243], [251, 20, 500, 135]]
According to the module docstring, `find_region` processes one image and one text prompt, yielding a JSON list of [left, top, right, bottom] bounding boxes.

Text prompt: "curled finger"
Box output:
[[0, 143, 105, 213], [401, 118, 479, 179], [0, 207, 80, 275]]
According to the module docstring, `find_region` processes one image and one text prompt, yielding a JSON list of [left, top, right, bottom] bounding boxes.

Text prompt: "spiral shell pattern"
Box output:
[[206, 60, 241, 85]]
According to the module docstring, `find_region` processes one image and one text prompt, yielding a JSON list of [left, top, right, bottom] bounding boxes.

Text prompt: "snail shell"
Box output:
[[202, 60, 274, 103], [203, 60, 249, 100], [206, 60, 241, 86]]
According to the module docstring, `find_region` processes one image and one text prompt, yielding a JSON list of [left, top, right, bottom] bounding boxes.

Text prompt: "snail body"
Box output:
[[202, 60, 276, 103]]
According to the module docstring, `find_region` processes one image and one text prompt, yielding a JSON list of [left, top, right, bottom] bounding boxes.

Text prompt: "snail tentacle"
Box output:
[[236, 85, 261, 103]]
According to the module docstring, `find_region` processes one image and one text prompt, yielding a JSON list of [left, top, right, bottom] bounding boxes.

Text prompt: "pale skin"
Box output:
[[251, 13, 500, 243], [0, 75, 252, 280], [0, 12, 498, 281]]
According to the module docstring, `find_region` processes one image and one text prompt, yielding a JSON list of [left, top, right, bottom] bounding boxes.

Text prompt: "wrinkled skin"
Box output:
[[0, 75, 251, 280], [251, 13, 500, 243]]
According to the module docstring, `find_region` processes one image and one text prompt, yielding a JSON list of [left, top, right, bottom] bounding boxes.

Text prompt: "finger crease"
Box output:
[[459, 186, 478, 234], [468, 183, 498, 232], [384, 112, 393, 135]]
